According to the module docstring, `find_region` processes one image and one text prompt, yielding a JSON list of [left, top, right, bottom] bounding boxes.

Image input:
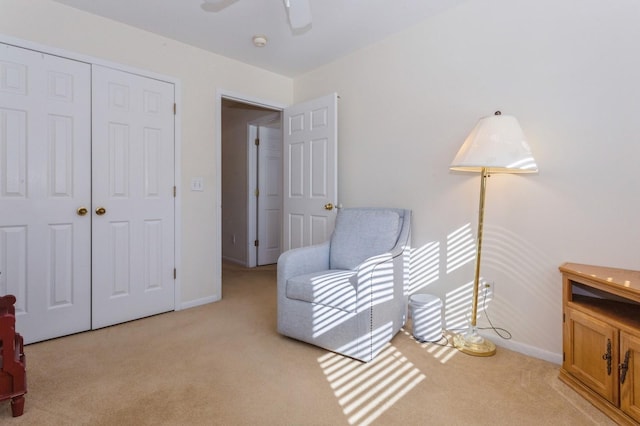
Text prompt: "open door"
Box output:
[[283, 93, 338, 251], [256, 125, 283, 265]]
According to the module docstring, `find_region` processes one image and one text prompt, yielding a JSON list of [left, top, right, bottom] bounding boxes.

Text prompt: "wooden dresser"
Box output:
[[560, 262, 640, 425]]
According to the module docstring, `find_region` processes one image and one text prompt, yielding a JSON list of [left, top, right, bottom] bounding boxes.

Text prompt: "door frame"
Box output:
[[0, 34, 183, 311], [216, 90, 286, 275]]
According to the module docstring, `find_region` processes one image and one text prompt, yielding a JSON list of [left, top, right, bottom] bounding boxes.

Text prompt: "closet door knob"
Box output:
[[95, 207, 107, 216], [77, 207, 88, 216]]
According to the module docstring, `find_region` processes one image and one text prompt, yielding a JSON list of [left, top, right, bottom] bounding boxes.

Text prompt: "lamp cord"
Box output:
[[476, 285, 512, 340], [422, 286, 512, 348]]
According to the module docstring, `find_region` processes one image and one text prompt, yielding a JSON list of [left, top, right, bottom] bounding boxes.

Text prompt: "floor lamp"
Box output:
[[450, 111, 538, 356]]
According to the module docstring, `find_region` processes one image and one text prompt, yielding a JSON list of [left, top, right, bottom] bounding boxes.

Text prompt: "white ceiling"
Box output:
[[52, 0, 466, 77]]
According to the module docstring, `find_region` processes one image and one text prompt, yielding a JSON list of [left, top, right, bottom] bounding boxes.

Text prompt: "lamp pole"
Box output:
[[470, 167, 488, 329], [453, 166, 496, 356]]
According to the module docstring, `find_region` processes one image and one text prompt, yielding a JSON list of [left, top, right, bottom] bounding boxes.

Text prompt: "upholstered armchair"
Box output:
[[277, 208, 411, 362]]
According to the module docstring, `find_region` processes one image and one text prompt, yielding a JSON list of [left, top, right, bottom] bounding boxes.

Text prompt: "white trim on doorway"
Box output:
[[215, 90, 286, 278]]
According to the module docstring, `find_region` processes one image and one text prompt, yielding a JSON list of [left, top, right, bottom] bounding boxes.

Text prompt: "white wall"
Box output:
[[0, 0, 293, 306], [294, 0, 640, 362]]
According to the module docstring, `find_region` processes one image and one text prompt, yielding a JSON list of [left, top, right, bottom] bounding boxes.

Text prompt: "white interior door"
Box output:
[[283, 93, 338, 251], [91, 65, 175, 329], [0, 43, 91, 343], [257, 125, 282, 265]]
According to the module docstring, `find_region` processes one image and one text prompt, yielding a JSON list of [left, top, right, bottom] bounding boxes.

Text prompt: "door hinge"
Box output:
[[255, 138, 260, 146], [563, 352, 565, 362], [562, 312, 565, 323], [254, 188, 259, 197], [173, 103, 177, 115], [173, 186, 177, 197], [254, 240, 259, 247], [173, 268, 177, 279]]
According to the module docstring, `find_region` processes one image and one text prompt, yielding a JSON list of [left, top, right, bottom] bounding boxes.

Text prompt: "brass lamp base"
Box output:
[[453, 330, 496, 357]]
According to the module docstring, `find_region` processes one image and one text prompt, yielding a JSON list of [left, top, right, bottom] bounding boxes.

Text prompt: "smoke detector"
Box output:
[[252, 35, 268, 47]]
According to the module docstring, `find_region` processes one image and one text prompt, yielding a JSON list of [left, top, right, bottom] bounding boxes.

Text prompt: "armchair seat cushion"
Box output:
[[286, 270, 357, 312], [329, 209, 401, 270]]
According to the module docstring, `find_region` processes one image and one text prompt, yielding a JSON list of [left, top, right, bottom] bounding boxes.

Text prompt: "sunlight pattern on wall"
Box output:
[[318, 344, 425, 426], [446, 223, 476, 274], [444, 277, 495, 332], [405, 223, 494, 335], [408, 242, 439, 294], [444, 280, 474, 331]]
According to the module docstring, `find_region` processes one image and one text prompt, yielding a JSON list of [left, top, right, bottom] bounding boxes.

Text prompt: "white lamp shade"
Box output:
[[450, 113, 538, 173]]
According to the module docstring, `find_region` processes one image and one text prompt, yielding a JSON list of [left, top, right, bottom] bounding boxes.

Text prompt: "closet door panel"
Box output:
[[91, 65, 175, 329], [0, 43, 91, 343]]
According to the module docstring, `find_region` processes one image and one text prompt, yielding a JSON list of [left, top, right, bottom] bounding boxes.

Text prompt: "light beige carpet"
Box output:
[[1, 262, 614, 425]]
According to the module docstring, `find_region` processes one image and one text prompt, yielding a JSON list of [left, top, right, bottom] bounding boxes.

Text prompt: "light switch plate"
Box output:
[[191, 177, 204, 191]]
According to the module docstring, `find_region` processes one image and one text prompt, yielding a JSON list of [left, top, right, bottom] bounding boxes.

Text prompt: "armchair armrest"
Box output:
[[352, 220, 411, 309], [353, 252, 394, 290], [277, 241, 331, 283]]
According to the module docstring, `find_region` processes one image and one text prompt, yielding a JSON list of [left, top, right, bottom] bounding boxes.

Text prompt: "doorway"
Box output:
[[217, 90, 339, 297], [248, 119, 283, 266], [220, 97, 283, 267]]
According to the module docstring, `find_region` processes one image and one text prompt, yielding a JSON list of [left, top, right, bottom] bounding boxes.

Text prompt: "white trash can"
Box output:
[[409, 294, 443, 342]]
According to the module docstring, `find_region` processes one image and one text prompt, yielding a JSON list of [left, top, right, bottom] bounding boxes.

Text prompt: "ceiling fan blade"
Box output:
[[284, 0, 312, 30], [201, 0, 239, 13]]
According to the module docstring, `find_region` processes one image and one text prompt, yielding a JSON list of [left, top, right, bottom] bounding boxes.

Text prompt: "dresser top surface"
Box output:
[[560, 262, 640, 292]]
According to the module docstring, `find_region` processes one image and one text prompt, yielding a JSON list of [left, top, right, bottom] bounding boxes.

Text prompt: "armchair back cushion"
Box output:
[[329, 209, 401, 270]]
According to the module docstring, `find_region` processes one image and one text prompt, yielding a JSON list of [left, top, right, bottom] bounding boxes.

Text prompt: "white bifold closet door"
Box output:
[[91, 65, 175, 329], [0, 43, 92, 343], [0, 43, 175, 343]]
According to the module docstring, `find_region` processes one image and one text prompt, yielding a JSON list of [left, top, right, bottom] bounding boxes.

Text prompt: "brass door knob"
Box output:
[[324, 203, 334, 211], [95, 207, 107, 216], [77, 207, 88, 216]]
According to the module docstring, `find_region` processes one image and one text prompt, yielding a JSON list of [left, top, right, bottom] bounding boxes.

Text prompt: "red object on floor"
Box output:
[[0, 295, 26, 417]]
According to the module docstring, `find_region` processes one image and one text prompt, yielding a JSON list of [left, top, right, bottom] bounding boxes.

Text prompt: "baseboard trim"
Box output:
[[492, 337, 562, 364], [222, 255, 246, 265], [179, 295, 221, 311]]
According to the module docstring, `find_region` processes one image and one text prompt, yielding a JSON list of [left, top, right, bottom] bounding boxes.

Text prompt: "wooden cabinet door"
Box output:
[[621, 331, 640, 421], [565, 308, 618, 404]]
